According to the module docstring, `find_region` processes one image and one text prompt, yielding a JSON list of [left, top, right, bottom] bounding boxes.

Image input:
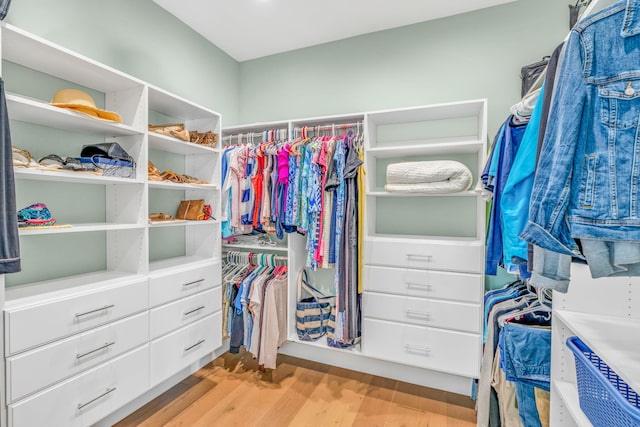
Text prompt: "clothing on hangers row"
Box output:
[[477, 281, 552, 427], [220, 122, 365, 348], [222, 250, 288, 369]]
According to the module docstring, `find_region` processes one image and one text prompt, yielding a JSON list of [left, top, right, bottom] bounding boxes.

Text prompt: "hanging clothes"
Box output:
[[0, 78, 20, 274]]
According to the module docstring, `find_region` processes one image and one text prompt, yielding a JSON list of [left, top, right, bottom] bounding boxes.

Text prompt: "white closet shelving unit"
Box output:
[[551, 264, 640, 427], [362, 101, 487, 380], [0, 23, 223, 427], [221, 101, 487, 394]]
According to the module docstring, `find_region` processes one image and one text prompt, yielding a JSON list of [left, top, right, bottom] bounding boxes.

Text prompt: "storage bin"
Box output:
[[566, 336, 640, 427]]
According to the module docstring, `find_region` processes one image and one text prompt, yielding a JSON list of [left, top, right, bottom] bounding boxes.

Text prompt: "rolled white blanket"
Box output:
[[385, 160, 473, 194]]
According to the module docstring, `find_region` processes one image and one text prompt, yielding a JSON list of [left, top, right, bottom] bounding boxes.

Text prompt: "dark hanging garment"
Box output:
[[0, 78, 21, 273], [0, 0, 11, 20]]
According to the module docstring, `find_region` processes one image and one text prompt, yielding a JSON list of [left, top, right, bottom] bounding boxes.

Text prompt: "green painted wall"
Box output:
[[238, 0, 568, 138], [5, 0, 240, 124]]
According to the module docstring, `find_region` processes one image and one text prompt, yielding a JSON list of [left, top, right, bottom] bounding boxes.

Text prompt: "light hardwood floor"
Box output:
[[115, 351, 477, 426]]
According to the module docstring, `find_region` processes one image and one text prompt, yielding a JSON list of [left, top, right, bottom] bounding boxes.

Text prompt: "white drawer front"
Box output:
[[5, 279, 148, 356], [9, 344, 149, 427], [364, 240, 482, 273], [150, 312, 221, 386], [150, 287, 221, 340], [362, 292, 480, 333], [7, 311, 149, 404], [362, 318, 481, 378], [363, 265, 482, 303], [149, 261, 221, 307]]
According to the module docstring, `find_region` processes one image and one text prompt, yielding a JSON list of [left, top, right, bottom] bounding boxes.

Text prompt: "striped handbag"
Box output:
[[296, 268, 334, 341]]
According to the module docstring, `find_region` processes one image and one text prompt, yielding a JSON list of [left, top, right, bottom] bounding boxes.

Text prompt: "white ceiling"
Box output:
[[153, 0, 517, 62]]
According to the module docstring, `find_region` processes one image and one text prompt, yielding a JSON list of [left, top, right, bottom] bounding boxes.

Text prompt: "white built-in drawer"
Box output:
[[362, 292, 480, 333], [364, 239, 482, 273], [5, 279, 148, 356], [149, 261, 221, 307], [150, 287, 221, 339], [363, 265, 482, 303], [6, 311, 149, 404], [362, 318, 481, 378], [150, 311, 222, 386], [8, 344, 149, 427]]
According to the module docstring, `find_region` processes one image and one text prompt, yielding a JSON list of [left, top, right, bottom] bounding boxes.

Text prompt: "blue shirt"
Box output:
[[485, 117, 528, 275]]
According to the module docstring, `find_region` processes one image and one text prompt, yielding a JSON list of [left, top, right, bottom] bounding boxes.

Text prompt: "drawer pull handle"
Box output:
[[183, 279, 205, 288], [405, 310, 431, 320], [77, 387, 116, 410], [405, 344, 430, 354], [184, 339, 205, 352], [75, 304, 115, 318], [405, 282, 432, 291], [406, 254, 433, 262], [184, 305, 206, 316], [76, 341, 116, 359]]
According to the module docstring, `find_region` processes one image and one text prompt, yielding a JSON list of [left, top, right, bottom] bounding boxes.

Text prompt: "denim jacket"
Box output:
[[522, 1, 640, 259]]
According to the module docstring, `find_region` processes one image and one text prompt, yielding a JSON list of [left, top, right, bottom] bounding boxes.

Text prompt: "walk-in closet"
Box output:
[[0, 0, 638, 426]]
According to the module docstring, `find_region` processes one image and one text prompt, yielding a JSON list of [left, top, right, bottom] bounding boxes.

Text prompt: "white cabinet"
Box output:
[[6, 311, 149, 403], [8, 345, 149, 427], [1, 23, 223, 426], [362, 101, 487, 379], [150, 312, 222, 386]]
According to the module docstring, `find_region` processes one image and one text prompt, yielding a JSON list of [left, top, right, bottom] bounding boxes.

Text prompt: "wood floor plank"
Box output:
[[287, 365, 372, 426], [116, 352, 478, 427], [253, 360, 331, 426], [351, 376, 396, 427]]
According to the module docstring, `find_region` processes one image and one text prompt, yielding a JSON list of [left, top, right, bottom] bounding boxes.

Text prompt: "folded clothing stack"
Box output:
[[385, 160, 473, 194], [17, 203, 56, 227]]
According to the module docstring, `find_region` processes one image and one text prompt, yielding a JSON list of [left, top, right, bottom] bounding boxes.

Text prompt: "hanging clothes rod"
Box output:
[[221, 131, 288, 141], [294, 122, 362, 131], [222, 250, 288, 263]]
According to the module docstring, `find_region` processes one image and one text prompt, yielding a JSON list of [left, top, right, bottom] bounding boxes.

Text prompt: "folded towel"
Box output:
[[385, 160, 473, 194]]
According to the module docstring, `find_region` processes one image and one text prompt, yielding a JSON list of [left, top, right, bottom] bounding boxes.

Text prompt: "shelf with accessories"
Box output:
[[1, 22, 224, 427]]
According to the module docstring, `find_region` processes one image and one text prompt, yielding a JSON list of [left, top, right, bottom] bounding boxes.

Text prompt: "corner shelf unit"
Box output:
[[1, 22, 223, 427], [551, 263, 640, 427]]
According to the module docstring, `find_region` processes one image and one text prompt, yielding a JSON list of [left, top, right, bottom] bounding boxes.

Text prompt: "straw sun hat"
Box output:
[[50, 89, 122, 123]]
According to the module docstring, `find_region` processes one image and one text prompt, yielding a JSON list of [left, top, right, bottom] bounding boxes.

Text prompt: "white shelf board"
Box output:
[[222, 243, 288, 252], [367, 140, 483, 156], [365, 234, 483, 245], [14, 167, 143, 185], [555, 310, 640, 394], [223, 121, 290, 135], [148, 181, 217, 191], [367, 190, 478, 198], [1, 23, 143, 93], [148, 255, 218, 273], [366, 99, 486, 125], [147, 85, 220, 120], [284, 336, 362, 354], [5, 271, 147, 307], [18, 223, 144, 236], [553, 380, 594, 427], [7, 94, 142, 136], [148, 132, 218, 155], [148, 220, 217, 228], [290, 113, 365, 128]]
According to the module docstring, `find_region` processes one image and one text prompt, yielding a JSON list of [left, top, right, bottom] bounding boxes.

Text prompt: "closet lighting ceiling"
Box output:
[[152, 0, 517, 62]]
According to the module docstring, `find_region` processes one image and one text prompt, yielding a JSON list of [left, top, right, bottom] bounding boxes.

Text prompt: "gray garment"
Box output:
[[477, 297, 529, 427], [0, 0, 11, 20], [529, 42, 565, 272], [346, 143, 362, 340], [0, 79, 20, 273]]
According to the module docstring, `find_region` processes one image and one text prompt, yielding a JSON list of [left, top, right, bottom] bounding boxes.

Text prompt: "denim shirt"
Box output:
[[523, 1, 640, 257]]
